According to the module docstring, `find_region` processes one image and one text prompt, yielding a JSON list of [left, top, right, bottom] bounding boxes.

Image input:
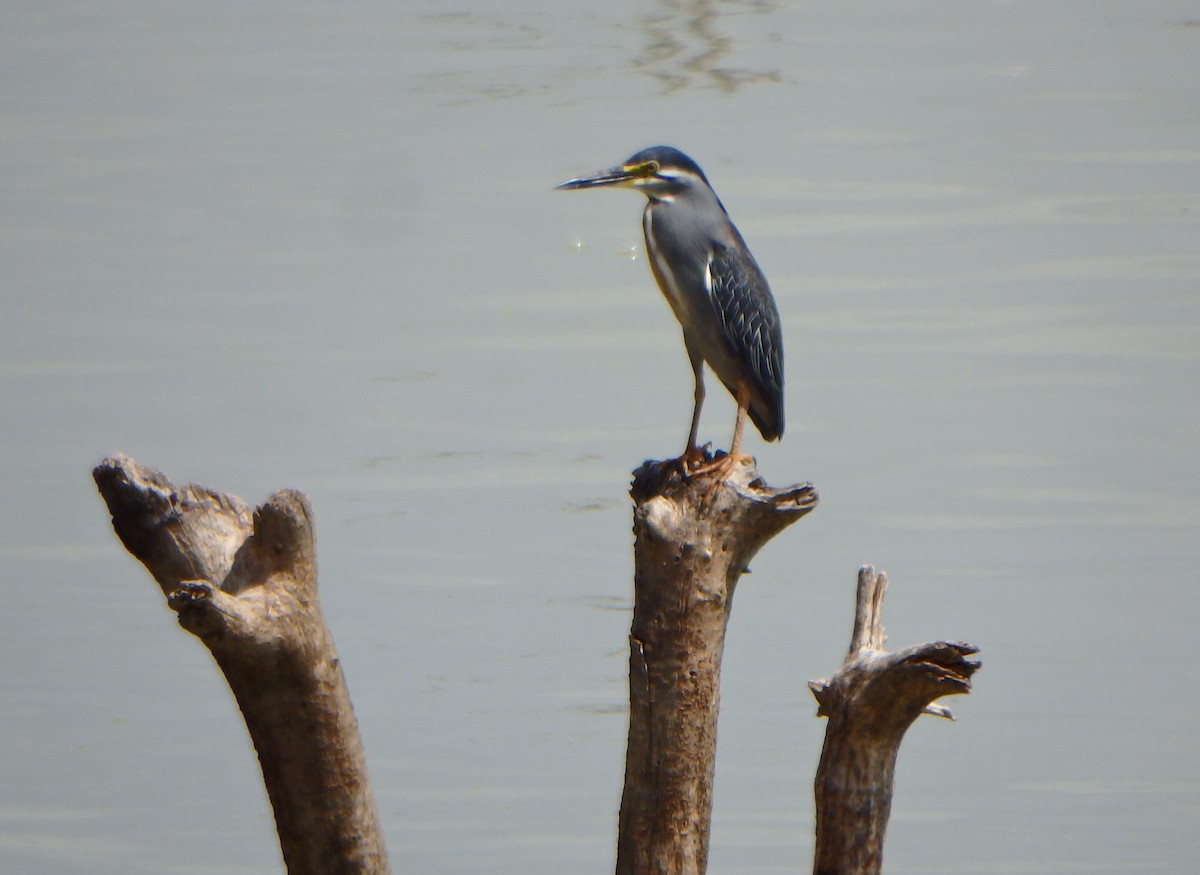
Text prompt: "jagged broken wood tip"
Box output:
[[631, 452, 818, 514]]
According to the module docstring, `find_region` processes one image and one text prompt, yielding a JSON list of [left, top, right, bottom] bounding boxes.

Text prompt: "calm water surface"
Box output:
[[3, 2, 1198, 873]]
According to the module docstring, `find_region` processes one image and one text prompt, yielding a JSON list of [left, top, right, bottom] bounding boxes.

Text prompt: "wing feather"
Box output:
[[706, 242, 785, 438]]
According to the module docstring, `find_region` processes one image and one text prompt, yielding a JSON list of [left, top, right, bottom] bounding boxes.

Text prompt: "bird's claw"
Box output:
[[690, 452, 753, 482], [675, 446, 754, 483], [674, 444, 713, 479]]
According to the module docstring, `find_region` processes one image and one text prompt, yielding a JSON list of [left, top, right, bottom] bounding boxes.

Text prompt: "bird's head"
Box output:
[[556, 146, 711, 202]]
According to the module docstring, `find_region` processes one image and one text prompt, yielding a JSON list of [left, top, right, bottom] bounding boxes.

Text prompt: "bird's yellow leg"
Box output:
[[728, 382, 750, 459], [691, 381, 755, 480], [680, 353, 707, 470]]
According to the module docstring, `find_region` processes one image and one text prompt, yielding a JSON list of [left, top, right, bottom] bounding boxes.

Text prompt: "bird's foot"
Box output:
[[675, 444, 713, 477], [685, 449, 755, 482]]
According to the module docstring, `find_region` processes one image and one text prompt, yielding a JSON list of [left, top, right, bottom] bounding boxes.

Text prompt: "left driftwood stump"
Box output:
[[93, 454, 390, 875]]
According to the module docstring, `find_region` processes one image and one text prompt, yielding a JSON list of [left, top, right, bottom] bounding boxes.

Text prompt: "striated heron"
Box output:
[[557, 146, 784, 474]]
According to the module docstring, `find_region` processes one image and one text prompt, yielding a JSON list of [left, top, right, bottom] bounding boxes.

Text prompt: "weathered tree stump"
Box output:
[[93, 453, 977, 875], [808, 566, 980, 875], [617, 455, 819, 875], [93, 454, 389, 875]]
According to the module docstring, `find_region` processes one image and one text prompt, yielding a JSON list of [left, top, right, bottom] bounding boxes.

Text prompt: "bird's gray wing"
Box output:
[[705, 241, 784, 400]]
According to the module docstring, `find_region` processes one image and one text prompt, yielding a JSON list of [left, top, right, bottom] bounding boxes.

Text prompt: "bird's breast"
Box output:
[[642, 206, 701, 328]]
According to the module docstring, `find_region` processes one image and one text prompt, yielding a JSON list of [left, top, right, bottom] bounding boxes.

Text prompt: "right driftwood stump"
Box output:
[[809, 566, 980, 875]]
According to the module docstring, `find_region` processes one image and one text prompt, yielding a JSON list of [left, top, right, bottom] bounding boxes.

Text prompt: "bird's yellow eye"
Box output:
[[627, 160, 660, 178]]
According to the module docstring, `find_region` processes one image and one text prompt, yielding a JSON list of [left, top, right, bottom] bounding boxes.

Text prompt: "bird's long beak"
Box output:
[[555, 166, 637, 190]]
